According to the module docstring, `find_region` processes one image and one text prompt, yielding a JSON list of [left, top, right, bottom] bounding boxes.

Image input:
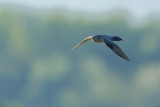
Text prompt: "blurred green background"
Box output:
[[0, 1, 160, 107]]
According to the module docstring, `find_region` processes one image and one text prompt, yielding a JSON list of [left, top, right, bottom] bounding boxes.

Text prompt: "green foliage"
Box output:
[[0, 5, 160, 107]]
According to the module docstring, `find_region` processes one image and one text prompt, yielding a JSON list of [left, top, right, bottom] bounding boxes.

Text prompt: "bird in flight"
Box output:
[[70, 35, 130, 61]]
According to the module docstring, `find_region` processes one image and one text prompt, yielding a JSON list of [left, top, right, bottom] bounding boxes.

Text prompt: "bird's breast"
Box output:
[[95, 40, 103, 43], [92, 36, 103, 43]]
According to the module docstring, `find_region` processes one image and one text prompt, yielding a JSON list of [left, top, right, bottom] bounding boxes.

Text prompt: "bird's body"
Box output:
[[70, 35, 130, 61], [92, 35, 104, 43]]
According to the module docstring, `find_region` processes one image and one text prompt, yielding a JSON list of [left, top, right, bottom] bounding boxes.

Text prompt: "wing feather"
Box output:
[[103, 40, 130, 61], [70, 36, 92, 52]]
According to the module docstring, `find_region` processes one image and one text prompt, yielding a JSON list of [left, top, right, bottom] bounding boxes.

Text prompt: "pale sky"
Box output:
[[0, 0, 160, 17]]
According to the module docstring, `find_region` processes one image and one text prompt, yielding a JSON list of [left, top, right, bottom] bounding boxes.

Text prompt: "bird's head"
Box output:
[[112, 36, 123, 41]]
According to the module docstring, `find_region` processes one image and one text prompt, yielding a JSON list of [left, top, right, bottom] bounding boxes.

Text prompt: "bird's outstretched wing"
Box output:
[[103, 40, 130, 61], [70, 36, 93, 52]]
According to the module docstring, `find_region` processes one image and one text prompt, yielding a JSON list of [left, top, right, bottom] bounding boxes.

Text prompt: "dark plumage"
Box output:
[[70, 35, 130, 61]]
